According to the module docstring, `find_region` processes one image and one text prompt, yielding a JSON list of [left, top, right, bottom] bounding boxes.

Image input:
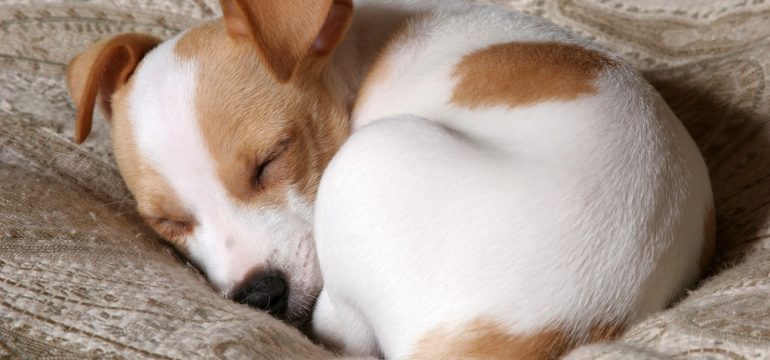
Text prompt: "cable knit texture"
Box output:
[[1, 0, 769, 358]]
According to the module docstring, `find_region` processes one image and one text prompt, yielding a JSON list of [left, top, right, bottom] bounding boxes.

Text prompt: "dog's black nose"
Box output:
[[232, 271, 288, 317]]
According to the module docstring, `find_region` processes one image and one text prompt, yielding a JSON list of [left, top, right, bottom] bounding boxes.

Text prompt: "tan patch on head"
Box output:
[[451, 42, 616, 109], [110, 82, 192, 249], [411, 318, 626, 360], [174, 21, 348, 206], [700, 206, 716, 273]]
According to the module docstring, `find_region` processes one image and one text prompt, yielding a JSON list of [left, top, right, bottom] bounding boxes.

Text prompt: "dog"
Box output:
[[66, 0, 715, 358]]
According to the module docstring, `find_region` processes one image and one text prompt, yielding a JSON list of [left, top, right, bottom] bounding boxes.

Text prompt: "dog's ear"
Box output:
[[66, 33, 161, 144], [220, 0, 353, 83]]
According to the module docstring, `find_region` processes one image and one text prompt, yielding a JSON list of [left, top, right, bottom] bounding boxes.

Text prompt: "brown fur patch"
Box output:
[[109, 82, 192, 248], [174, 21, 348, 206], [451, 42, 616, 109], [411, 319, 625, 360], [700, 206, 716, 273], [587, 322, 626, 342], [411, 319, 569, 360]]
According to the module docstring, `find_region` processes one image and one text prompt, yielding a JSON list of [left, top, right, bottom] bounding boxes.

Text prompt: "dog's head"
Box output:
[[65, 0, 352, 324]]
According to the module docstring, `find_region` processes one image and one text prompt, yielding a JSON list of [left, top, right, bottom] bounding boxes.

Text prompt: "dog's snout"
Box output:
[[232, 271, 288, 317]]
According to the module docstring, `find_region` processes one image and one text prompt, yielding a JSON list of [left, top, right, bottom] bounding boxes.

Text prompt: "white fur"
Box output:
[[311, 2, 712, 358], [128, 35, 320, 322]]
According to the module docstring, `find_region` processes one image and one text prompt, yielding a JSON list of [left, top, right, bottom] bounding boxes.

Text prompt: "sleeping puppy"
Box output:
[[65, 0, 714, 358]]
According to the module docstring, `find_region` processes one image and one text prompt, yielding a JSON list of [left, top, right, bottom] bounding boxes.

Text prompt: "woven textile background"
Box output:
[[1, 0, 769, 358]]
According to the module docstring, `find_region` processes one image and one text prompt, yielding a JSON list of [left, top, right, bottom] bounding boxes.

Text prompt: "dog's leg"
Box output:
[[312, 288, 378, 356]]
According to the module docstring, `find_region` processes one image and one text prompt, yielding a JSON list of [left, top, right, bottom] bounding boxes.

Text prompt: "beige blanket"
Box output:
[[2, 0, 769, 358]]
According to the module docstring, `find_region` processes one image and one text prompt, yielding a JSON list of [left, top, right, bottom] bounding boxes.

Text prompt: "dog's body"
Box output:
[[66, 0, 714, 358], [314, 2, 714, 358]]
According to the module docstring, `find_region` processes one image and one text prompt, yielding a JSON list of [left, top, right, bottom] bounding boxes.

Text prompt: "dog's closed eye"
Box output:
[[252, 139, 292, 190]]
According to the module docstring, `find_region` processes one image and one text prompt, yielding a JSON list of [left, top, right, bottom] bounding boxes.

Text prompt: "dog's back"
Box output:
[[313, 3, 713, 359]]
